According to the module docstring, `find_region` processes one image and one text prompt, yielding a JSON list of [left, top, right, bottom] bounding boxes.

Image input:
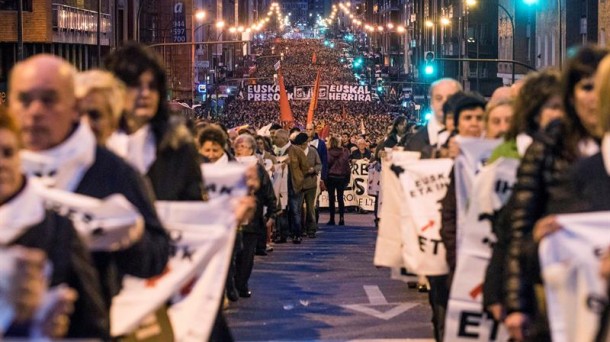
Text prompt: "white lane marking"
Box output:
[[364, 285, 388, 305]]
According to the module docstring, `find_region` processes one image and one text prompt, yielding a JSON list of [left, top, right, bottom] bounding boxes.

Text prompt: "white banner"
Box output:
[[444, 158, 518, 342], [454, 138, 502, 252], [201, 162, 248, 200], [539, 211, 610, 342], [396, 158, 454, 276], [373, 151, 420, 268], [246, 84, 372, 102], [444, 299, 509, 342], [319, 159, 376, 211], [110, 197, 237, 340]]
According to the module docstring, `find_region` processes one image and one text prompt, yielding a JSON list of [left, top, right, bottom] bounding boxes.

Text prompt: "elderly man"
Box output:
[[306, 123, 327, 223], [294, 132, 322, 238], [401, 77, 461, 342], [403, 78, 462, 158], [350, 138, 372, 160], [8, 55, 170, 316], [272, 129, 308, 244]]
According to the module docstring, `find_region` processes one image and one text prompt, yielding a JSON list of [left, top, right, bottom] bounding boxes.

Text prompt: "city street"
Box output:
[[226, 212, 434, 341]]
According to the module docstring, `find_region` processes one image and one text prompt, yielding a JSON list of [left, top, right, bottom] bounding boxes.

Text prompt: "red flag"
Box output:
[[306, 69, 321, 125], [277, 68, 294, 124], [312, 51, 317, 64]]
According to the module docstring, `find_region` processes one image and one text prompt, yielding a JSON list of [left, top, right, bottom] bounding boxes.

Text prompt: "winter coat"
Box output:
[[303, 147, 322, 190], [505, 121, 582, 319], [147, 122, 205, 201], [286, 145, 309, 193], [327, 147, 351, 179], [75, 146, 170, 309], [241, 163, 278, 234]]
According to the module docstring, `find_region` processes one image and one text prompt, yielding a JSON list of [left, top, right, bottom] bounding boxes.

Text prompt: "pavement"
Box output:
[[225, 212, 435, 342]]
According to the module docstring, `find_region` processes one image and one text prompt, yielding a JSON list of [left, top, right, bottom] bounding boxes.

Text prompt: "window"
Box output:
[[0, 0, 33, 11]]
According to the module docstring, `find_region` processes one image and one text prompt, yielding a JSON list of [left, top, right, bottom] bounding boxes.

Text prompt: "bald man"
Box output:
[[403, 78, 462, 158], [9, 55, 170, 324]]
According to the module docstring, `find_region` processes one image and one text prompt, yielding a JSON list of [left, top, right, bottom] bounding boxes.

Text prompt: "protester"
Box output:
[[382, 116, 408, 149], [326, 135, 351, 226], [504, 45, 608, 342], [350, 138, 372, 160], [0, 107, 107, 338], [403, 78, 462, 158], [482, 69, 563, 321], [105, 43, 205, 202], [75, 69, 126, 144], [233, 134, 277, 297], [272, 129, 308, 243], [484, 98, 513, 139], [8, 54, 170, 331], [440, 93, 487, 282], [295, 132, 322, 237]]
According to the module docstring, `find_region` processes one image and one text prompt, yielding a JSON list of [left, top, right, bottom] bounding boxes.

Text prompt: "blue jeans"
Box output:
[[288, 185, 304, 239]]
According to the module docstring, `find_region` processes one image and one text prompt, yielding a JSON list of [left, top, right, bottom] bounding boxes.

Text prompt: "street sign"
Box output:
[[172, 2, 186, 43], [197, 84, 207, 94]]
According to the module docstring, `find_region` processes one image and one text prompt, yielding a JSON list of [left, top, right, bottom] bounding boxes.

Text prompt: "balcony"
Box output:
[[52, 3, 111, 45]]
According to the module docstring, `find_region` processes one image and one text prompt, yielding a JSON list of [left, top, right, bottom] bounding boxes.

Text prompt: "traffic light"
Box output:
[[522, 0, 538, 5], [423, 51, 437, 77]]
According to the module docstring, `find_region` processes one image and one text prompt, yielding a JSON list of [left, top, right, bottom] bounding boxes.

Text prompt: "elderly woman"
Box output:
[[75, 70, 126, 144], [232, 134, 277, 298], [0, 107, 107, 338]]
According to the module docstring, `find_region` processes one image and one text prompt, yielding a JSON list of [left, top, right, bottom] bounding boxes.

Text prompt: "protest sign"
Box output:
[[319, 159, 376, 211], [539, 211, 610, 342]]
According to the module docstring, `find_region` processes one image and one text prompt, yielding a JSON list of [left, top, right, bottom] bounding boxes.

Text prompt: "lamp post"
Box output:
[[497, 4, 515, 83]]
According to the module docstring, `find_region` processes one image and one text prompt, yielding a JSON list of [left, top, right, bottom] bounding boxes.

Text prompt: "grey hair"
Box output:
[[235, 133, 257, 154], [429, 78, 463, 96]]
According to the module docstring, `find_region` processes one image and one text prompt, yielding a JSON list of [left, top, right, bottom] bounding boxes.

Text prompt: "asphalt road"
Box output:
[[225, 212, 434, 342]]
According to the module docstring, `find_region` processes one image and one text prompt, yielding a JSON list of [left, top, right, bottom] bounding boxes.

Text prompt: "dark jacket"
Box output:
[[147, 123, 205, 201], [286, 144, 309, 192], [403, 126, 435, 159], [505, 121, 578, 317], [76, 146, 170, 309], [8, 207, 108, 338], [327, 147, 351, 179], [350, 148, 372, 160], [241, 164, 278, 234]]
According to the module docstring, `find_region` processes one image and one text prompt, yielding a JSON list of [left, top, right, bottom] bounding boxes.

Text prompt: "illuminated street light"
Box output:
[[440, 17, 450, 26], [425, 20, 434, 28], [195, 10, 206, 21], [387, 23, 394, 29], [216, 20, 225, 29], [466, 0, 477, 6], [377, 25, 384, 31], [238, 26, 244, 32], [397, 25, 405, 33]]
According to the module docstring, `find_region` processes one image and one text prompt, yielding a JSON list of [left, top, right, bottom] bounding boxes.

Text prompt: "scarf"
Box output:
[[21, 121, 96, 192], [426, 114, 445, 147], [235, 155, 258, 166], [107, 124, 157, 175], [0, 179, 46, 245], [274, 142, 291, 157], [214, 153, 229, 165]]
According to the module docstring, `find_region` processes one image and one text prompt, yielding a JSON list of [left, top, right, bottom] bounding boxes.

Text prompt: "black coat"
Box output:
[[505, 121, 578, 316], [241, 163, 277, 234], [402, 127, 435, 159], [440, 168, 457, 279], [75, 146, 170, 309], [147, 123, 205, 201], [8, 209, 108, 339]]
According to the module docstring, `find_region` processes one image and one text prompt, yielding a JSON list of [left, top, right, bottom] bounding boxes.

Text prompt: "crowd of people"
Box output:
[[2, 31, 610, 342], [254, 38, 357, 86], [220, 99, 399, 145]]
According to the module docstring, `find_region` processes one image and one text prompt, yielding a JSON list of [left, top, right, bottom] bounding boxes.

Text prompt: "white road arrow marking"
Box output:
[[342, 285, 419, 320]]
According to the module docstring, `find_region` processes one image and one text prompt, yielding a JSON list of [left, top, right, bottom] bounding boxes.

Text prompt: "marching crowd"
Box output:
[[1, 33, 610, 342], [254, 38, 356, 86]]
